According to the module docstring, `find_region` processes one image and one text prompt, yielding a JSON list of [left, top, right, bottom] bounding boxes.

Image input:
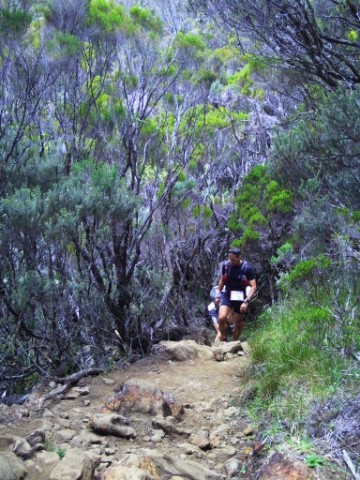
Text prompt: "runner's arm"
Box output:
[[244, 279, 257, 303], [215, 277, 224, 303]]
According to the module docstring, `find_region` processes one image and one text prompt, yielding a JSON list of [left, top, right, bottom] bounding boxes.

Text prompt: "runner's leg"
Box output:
[[216, 305, 231, 342], [232, 312, 245, 341]]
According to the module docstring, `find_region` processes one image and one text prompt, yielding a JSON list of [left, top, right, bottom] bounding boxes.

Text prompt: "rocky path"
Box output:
[[0, 340, 330, 479]]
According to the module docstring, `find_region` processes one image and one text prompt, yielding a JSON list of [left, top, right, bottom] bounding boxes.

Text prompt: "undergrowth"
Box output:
[[246, 290, 359, 432]]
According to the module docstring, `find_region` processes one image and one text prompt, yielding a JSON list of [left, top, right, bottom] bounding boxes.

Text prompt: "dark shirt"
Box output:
[[222, 260, 255, 293]]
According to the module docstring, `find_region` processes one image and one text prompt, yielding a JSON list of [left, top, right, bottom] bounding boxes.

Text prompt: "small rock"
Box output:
[[232, 387, 242, 394], [57, 429, 76, 441], [75, 386, 90, 396], [70, 430, 103, 448], [26, 430, 46, 447], [152, 416, 190, 436], [103, 379, 115, 386], [178, 442, 201, 455], [18, 408, 29, 418], [224, 406, 240, 418], [104, 448, 116, 455], [85, 450, 101, 467], [42, 408, 55, 418], [150, 433, 163, 443], [189, 430, 210, 450], [242, 425, 255, 436], [63, 390, 80, 400], [225, 459, 241, 477]]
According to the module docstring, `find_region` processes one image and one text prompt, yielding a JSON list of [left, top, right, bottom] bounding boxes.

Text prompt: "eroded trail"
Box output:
[[1, 340, 260, 480], [0, 340, 326, 479]]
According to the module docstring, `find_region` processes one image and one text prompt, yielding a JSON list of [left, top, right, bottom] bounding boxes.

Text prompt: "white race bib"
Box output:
[[230, 290, 244, 301]]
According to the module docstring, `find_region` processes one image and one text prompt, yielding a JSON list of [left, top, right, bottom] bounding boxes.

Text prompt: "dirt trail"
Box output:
[[1, 341, 255, 479], [106, 348, 251, 403], [1, 341, 346, 479]]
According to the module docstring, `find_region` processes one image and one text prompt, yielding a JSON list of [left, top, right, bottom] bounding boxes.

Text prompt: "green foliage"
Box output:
[[192, 204, 213, 219], [173, 178, 196, 199], [27, 17, 45, 49], [129, 6, 163, 33], [248, 295, 350, 423], [228, 64, 253, 95], [94, 93, 125, 123], [241, 227, 260, 244], [47, 32, 82, 58], [141, 118, 159, 136], [180, 105, 248, 138], [55, 447, 67, 460], [346, 29, 358, 41], [161, 64, 178, 78], [270, 88, 360, 214], [227, 54, 266, 98], [304, 454, 327, 468], [264, 182, 293, 214], [175, 32, 206, 50], [122, 73, 138, 89], [212, 46, 239, 62], [240, 53, 267, 74], [189, 143, 205, 166], [0, 155, 140, 390], [248, 248, 360, 429], [196, 68, 217, 86], [278, 255, 332, 290], [0, 8, 32, 34], [44, 439, 66, 459], [289, 436, 314, 454], [226, 212, 242, 233], [271, 242, 294, 268], [230, 164, 293, 249], [336, 208, 360, 223], [88, 0, 127, 33], [54, 160, 138, 223]]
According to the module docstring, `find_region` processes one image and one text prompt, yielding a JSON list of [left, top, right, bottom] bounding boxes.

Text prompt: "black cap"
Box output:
[[228, 247, 241, 256]]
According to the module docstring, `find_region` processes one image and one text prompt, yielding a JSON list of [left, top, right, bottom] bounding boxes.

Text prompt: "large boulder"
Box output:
[[25, 451, 60, 479], [259, 452, 316, 480], [0, 435, 20, 453], [0, 451, 27, 480], [155, 340, 214, 361], [89, 413, 137, 438], [48, 447, 93, 480], [102, 454, 159, 480], [104, 379, 184, 420]]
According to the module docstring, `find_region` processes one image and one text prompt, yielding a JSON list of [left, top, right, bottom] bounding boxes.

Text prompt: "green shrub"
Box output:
[[248, 293, 353, 425]]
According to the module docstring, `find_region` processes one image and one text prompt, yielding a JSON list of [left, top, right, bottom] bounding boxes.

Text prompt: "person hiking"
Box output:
[[208, 287, 221, 336], [214, 247, 257, 342], [207, 286, 237, 337]]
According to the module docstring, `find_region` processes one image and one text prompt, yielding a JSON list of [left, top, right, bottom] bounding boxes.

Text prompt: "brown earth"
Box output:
[[1, 345, 252, 441], [0, 340, 349, 480]]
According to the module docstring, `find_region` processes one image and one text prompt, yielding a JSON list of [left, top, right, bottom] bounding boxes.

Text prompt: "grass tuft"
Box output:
[[247, 292, 353, 427]]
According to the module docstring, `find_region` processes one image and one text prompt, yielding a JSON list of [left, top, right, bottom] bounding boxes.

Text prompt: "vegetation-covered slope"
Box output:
[[1, 0, 359, 473]]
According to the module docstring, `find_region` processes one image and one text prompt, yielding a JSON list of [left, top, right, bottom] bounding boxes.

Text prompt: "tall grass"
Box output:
[[247, 290, 357, 426]]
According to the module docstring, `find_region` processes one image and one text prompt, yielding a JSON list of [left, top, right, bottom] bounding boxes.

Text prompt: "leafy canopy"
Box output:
[[228, 164, 293, 247]]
